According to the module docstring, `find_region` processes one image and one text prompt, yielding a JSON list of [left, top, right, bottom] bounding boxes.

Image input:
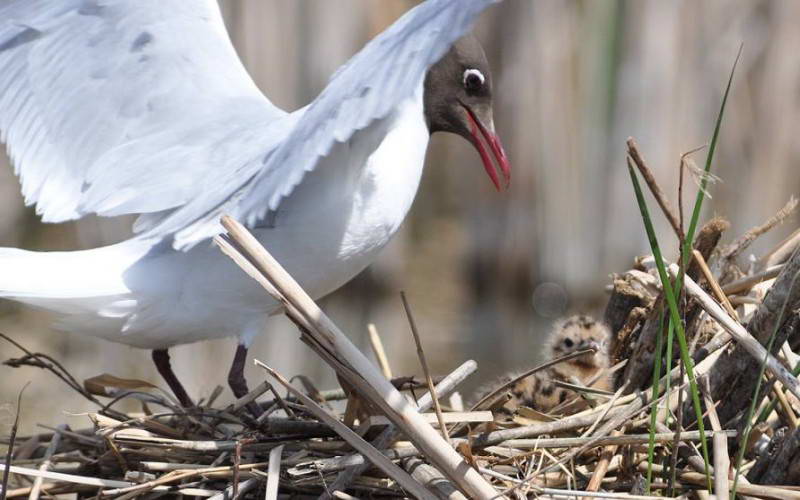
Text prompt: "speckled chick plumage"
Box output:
[[479, 315, 613, 416]]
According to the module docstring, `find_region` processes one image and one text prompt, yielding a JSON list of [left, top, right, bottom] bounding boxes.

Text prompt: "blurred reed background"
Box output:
[[2, 0, 799, 434]]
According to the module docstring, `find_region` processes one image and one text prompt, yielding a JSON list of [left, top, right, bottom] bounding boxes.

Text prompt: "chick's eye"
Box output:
[[463, 68, 485, 92], [564, 338, 574, 348]]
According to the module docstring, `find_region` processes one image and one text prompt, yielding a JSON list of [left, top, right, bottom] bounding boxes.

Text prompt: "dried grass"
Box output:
[[2, 191, 800, 500]]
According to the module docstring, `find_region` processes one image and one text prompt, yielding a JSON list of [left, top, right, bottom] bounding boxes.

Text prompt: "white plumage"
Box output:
[[0, 0, 498, 350]]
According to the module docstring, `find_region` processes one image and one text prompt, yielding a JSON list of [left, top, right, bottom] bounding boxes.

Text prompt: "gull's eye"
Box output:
[[463, 68, 485, 92], [563, 338, 574, 348]]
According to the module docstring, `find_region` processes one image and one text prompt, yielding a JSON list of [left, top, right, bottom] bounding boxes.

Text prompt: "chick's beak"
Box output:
[[580, 340, 602, 353], [462, 103, 511, 191]]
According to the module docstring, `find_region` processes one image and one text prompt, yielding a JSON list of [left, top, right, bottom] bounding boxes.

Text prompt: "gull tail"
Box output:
[[0, 242, 147, 317]]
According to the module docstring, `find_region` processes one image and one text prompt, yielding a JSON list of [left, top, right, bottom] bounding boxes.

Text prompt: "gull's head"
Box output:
[[424, 35, 510, 191]]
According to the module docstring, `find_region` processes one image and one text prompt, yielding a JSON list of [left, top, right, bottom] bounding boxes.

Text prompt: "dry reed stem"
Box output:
[[772, 380, 799, 429], [367, 323, 393, 379], [255, 359, 436, 500], [692, 249, 738, 320], [27, 424, 64, 500], [265, 444, 284, 500], [208, 477, 258, 500], [721, 265, 783, 295], [626, 138, 683, 240], [670, 264, 800, 400], [401, 291, 451, 445], [701, 378, 729, 498], [583, 429, 622, 499], [641, 463, 800, 500], [1, 384, 26, 500], [760, 227, 800, 269], [723, 196, 798, 262], [314, 360, 477, 489], [499, 430, 733, 449], [215, 216, 502, 499], [403, 457, 468, 500]]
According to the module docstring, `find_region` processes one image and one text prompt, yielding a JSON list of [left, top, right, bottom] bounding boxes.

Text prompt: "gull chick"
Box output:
[[480, 315, 612, 416]]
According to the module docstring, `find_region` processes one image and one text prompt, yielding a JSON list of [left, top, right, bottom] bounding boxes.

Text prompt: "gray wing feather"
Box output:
[[143, 0, 498, 249], [0, 0, 497, 250], [0, 0, 284, 222]]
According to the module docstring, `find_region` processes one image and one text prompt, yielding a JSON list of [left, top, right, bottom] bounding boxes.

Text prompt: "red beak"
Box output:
[[463, 104, 511, 191]]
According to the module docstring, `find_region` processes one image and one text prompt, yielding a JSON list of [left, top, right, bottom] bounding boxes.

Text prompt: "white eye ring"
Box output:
[[463, 68, 485, 87]]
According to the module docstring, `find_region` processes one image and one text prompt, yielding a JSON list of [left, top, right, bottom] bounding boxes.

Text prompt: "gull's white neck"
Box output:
[[251, 85, 430, 300], [338, 87, 430, 258]]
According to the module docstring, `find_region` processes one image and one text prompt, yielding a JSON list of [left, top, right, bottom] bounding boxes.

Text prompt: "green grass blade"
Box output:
[[628, 162, 713, 491], [681, 44, 742, 266]]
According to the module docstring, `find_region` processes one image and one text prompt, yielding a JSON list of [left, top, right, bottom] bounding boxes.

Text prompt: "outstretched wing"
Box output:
[[140, 0, 499, 249], [0, 0, 284, 222]]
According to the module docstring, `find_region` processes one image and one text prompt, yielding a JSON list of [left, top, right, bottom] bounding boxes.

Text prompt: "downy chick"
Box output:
[[479, 315, 613, 416]]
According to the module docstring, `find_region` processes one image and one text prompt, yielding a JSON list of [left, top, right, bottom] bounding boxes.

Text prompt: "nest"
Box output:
[[3, 139, 800, 499]]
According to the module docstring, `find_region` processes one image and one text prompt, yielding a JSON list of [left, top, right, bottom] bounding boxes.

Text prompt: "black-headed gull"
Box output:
[[0, 0, 509, 407]]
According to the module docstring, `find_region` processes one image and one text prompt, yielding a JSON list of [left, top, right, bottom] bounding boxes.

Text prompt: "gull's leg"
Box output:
[[228, 343, 262, 416], [152, 349, 194, 407]]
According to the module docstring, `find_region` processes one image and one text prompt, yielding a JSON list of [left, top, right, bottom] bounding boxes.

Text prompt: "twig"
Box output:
[[255, 359, 437, 500], [322, 360, 477, 493], [722, 197, 798, 261], [498, 430, 733, 449], [721, 265, 783, 295], [670, 263, 800, 400], [215, 217, 500, 499], [231, 381, 271, 413], [691, 249, 737, 320], [701, 377, 729, 498], [538, 487, 672, 500], [208, 477, 258, 500], [0, 336, 127, 420], [401, 292, 451, 445], [760, 227, 800, 269], [2, 383, 28, 500], [626, 138, 683, 241], [404, 456, 468, 500], [641, 463, 800, 500], [367, 324, 393, 379], [583, 429, 622, 500], [265, 445, 284, 500]]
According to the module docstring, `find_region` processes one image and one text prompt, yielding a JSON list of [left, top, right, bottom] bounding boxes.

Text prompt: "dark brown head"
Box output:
[[424, 35, 510, 190]]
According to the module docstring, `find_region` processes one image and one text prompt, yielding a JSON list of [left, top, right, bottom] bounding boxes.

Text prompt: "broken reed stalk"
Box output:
[[701, 378, 729, 498], [254, 360, 436, 500], [691, 249, 738, 319], [583, 429, 622, 498], [323, 360, 477, 494], [626, 138, 683, 241], [214, 216, 501, 500], [721, 265, 783, 295], [367, 323, 393, 379], [670, 263, 800, 400], [722, 196, 798, 262], [760, 227, 800, 269], [27, 424, 65, 500], [401, 291, 451, 445], [265, 445, 283, 500], [1, 383, 27, 500]]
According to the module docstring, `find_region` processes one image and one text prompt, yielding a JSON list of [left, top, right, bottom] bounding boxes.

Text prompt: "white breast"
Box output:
[[251, 86, 430, 300]]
